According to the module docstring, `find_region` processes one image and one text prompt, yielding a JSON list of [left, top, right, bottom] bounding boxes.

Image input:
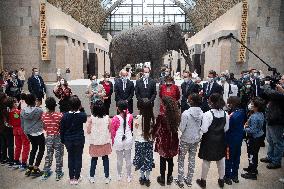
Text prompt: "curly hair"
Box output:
[[161, 96, 180, 132]]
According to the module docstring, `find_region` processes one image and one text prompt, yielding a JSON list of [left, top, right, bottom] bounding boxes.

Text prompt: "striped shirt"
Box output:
[[42, 112, 63, 135]]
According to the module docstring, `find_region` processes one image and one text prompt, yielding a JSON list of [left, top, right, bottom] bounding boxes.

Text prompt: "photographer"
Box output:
[[260, 75, 284, 169]]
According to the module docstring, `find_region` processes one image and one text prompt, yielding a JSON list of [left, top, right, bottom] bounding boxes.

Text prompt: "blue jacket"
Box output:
[[225, 109, 246, 144], [245, 112, 264, 138]]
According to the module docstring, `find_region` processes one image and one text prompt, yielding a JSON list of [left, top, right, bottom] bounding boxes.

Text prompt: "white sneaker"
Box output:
[[69, 179, 75, 185], [89, 177, 95, 183], [105, 177, 111, 184], [127, 176, 132, 183], [279, 178, 284, 183], [117, 174, 122, 181]]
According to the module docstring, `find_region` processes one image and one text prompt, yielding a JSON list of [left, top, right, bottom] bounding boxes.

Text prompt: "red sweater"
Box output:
[[42, 112, 63, 136]]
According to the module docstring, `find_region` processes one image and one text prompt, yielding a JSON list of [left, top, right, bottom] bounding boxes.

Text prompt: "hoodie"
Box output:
[[179, 107, 203, 144], [21, 106, 44, 135]]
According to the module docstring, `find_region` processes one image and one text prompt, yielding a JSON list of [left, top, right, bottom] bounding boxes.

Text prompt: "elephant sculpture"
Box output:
[[109, 23, 192, 79]]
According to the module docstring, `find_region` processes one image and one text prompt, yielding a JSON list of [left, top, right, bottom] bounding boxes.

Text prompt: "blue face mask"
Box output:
[[92, 80, 97, 85]]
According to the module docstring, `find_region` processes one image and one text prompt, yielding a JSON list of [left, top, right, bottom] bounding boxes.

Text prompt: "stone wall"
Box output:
[[0, 0, 110, 81], [187, 0, 284, 77], [0, 30, 3, 71]]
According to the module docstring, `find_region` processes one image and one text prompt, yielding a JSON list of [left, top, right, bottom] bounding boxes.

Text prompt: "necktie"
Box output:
[[123, 80, 126, 91], [144, 79, 148, 88], [35, 76, 41, 87], [206, 82, 211, 95]]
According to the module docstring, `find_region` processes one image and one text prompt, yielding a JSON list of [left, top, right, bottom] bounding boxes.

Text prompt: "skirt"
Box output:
[[89, 143, 112, 157], [133, 141, 154, 172]]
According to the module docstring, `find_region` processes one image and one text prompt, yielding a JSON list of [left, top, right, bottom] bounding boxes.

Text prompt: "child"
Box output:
[[6, 97, 30, 169], [224, 96, 246, 185], [111, 100, 133, 183], [174, 93, 203, 188], [21, 94, 45, 177], [196, 93, 229, 188], [60, 96, 87, 185], [154, 96, 180, 186], [133, 100, 155, 187], [41, 97, 64, 181], [241, 97, 265, 180], [86, 100, 112, 184]]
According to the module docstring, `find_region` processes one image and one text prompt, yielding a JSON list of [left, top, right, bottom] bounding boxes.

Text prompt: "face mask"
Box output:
[[15, 103, 19, 108], [165, 72, 169, 76], [220, 77, 226, 82], [248, 103, 253, 111], [192, 78, 196, 82], [253, 73, 258, 77], [207, 77, 213, 82], [34, 72, 39, 76], [144, 73, 150, 78], [121, 76, 127, 81], [246, 84, 251, 88], [105, 78, 110, 82], [92, 80, 97, 85], [60, 80, 65, 85], [166, 82, 172, 86]]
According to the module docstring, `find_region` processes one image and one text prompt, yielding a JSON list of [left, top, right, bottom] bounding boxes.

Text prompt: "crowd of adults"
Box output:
[[0, 66, 283, 187]]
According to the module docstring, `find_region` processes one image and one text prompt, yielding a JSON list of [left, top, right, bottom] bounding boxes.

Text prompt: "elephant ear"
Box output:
[[167, 24, 176, 38]]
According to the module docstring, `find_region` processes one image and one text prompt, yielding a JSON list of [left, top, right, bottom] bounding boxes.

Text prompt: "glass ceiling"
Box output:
[[101, 0, 195, 37]]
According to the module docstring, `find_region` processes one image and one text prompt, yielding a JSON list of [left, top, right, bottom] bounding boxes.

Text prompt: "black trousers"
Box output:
[[246, 136, 262, 172], [160, 156, 174, 179], [0, 127, 14, 162], [27, 134, 45, 167], [65, 141, 84, 180]]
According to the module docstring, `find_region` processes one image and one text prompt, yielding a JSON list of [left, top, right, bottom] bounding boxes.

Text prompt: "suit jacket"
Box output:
[[201, 81, 223, 112], [181, 80, 200, 112], [114, 78, 134, 113], [135, 77, 157, 108], [28, 75, 46, 99]]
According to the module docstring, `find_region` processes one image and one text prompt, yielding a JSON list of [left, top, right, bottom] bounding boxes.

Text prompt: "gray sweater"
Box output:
[[21, 106, 44, 135], [179, 107, 203, 144]]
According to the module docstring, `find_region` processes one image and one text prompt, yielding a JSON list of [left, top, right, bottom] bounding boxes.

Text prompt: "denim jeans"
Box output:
[[90, 155, 109, 178], [266, 125, 284, 165]]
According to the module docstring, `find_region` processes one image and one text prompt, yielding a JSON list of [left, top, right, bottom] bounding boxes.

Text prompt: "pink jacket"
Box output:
[[111, 112, 133, 145]]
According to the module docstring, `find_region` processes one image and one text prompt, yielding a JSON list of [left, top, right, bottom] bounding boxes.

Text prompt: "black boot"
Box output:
[[157, 176, 165, 186], [243, 167, 258, 174], [223, 177, 232, 185], [196, 179, 206, 188], [218, 179, 224, 188], [232, 176, 239, 183], [241, 172, 257, 180], [167, 175, 173, 185]]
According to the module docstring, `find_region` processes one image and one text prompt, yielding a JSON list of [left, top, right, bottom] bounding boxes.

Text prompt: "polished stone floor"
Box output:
[[0, 138, 283, 189]]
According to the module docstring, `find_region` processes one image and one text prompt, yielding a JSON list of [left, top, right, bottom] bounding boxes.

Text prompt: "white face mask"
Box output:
[[34, 71, 39, 76], [192, 78, 196, 82], [60, 80, 65, 85], [248, 103, 253, 111], [144, 73, 150, 78], [207, 77, 213, 82]]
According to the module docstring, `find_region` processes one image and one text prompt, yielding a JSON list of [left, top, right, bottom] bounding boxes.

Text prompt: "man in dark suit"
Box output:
[[114, 69, 135, 113], [181, 70, 200, 113], [250, 69, 262, 97], [135, 67, 157, 111], [27, 68, 46, 104], [201, 70, 223, 112]]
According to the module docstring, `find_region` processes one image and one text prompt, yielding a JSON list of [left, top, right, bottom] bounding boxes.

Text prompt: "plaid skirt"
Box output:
[[133, 141, 154, 172]]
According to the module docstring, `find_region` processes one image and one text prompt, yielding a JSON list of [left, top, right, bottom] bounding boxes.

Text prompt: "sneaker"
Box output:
[[89, 177, 95, 183], [266, 163, 281, 169], [41, 171, 53, 181], [0, 159, 8, 165], [19, 163, 28, 171], [174, 178, 184, 188], [243, 167, 258, 174], [260, 157, 272, 163], [232, 176, 239, 183], [30, 168, 43, 177], [157, 176, 165, 186], [139, 177, 145, 185], [73, 179, 79, 185], [241, 173, 257, 180], [117, 174, 122, 181], [56, 172, 64, 181], [196, 179, 206, 188], [218, 179, 225, 188], [279, 178, 284, 183], [167, 176, 173, 185], [105, 177, 111, 184], [127, 176, 132, 183], [70, 179, 75, 185], [12, 161, 21, 169], [224, 177, 232, 185], [25, 166, 33, 176], [145, 179, 151, 187]]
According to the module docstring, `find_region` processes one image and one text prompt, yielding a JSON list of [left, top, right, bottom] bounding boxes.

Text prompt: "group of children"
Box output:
[[0, 91, 266, 188]]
